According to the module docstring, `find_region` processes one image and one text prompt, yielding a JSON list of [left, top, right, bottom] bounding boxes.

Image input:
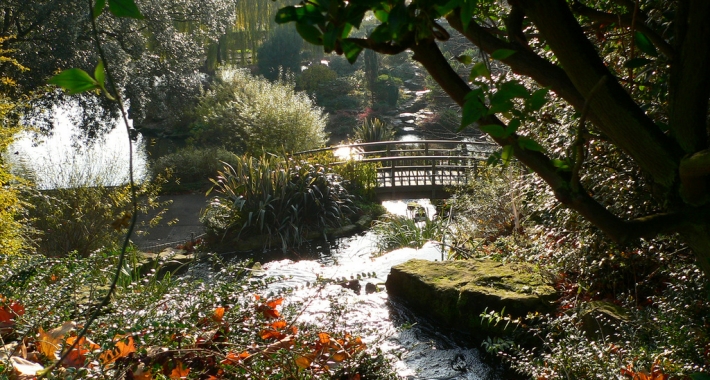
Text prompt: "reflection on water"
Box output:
[[7, 106, 148, 189]]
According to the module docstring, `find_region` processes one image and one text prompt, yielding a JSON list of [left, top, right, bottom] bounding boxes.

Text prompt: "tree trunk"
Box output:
[[680, 225, 710, 278]]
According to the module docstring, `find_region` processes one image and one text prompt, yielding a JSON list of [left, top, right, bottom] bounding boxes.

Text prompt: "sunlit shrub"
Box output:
[[190, 68, 327, 155], [352, 118, 395, 147], [202, 153, 357, 250], [296, 64, 337, 93], [371, 214, 444, 253]]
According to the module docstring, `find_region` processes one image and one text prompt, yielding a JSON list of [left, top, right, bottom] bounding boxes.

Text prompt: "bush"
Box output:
[[257, 25, 304, 81], [371, 214, 445, 253], [352, 118, 395, 145], [373, 74, 401, 107], [202, 153, 357, 250], [190, 68, 328, 155], [149, 146, 240, 193], [296, 64, 337, 93]]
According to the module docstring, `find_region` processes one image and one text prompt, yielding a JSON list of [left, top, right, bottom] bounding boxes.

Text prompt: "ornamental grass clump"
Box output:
[[202, 153, 357, 251]]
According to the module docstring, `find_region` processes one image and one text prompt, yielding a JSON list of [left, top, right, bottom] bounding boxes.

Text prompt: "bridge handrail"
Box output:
[[331, 155, 489, 165], [291, 139, 496, 157]]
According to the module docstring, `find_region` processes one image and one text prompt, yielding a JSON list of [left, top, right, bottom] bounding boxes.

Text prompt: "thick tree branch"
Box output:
[[518, 0, 681, 186], [668, 0, 710, 154], [570, 1, 675, 59], [446, 13, 607, 133]]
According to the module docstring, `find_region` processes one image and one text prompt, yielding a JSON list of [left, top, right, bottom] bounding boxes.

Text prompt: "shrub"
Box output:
[[190, 68, 328, 155], [296, 64, 337, 93], [373, 74, 401, 107], [371, 214, 445, 253], [202, 153, 357, 250], [352, 118, 395, 145], [257, 25, 304, 81], [149, 146, 240, 193]]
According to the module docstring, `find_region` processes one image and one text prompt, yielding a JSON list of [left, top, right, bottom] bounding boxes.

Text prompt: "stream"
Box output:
[[197, 200, 505, 380]]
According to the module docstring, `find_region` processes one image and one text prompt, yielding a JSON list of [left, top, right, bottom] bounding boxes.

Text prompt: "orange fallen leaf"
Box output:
[[260, 329, 285, 341], [170, 361, 190, 379], [36, 322, 75, 360], [62, 336, 100, 368], [318, 332, 331, 344], [295, 356, 311, 369], [213, 307, 226, 323], [99, 335, 136, 366], [221, 350, 250, 365], [271, 320, 287, 330], [332, 351, 348, 362]]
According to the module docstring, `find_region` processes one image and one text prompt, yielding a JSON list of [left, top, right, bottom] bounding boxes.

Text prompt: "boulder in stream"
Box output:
[[386, 259, 557, 336]]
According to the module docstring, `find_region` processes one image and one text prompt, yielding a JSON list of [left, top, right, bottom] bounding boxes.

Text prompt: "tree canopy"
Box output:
[[0, 0, 236, 135], [275, 0, 710, 276]]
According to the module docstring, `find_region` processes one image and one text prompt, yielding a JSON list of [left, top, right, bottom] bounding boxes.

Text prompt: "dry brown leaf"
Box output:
[[10, 356, 44, 380], [62, 336, 99, 368], [332, 351, 348, 362]]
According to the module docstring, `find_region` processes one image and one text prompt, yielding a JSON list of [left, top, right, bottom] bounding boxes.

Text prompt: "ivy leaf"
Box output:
[[94, 61, 106, 88], [491, 49, 516, 60], [108, 0, 143, 19], [526, 88, 549, 111], [93, 0, 106, 19], [479, 124, 506, 139], [634, 31, 658, 57], [374, 10, 389, 22], [518, 136, 545, 152], [469, 62, 490, 81], [551, 158, 571, 171], [275, 6, 299, 24], [624, 57, 654, 69], [341, 40, 363, 63], [501, 144, 514, 166], [460, 90, 486, 131], [296, 23, 323, 45], [48, 68, 100, 95], [456, 55, 472, 65]]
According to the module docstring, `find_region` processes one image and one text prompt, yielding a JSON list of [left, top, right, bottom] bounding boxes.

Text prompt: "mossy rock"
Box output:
[[386, 259, 557, 337]]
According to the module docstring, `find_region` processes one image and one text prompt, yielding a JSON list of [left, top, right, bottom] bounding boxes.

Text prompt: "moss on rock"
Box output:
[[385, 259, 557, 336]]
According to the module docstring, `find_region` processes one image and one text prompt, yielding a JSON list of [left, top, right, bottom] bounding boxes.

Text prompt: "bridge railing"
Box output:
[[293, 140, 497, 198]]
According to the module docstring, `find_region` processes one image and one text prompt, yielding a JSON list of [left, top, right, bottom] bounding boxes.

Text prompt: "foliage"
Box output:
[[274, 0, 710, 278], [371, 214, 444, 253], [189, 68, 327, 154], [482, 264, 710, 379], [0, 250, 399, 379], [352, 118, 395, 145], [296, 64, 338, 93], [202, 153, 357, 251], [2, 0, 236, 135], [257, 25, 304, 81], [25, 174, 169, 257], [300, 151, 380, 200], [0, 36, 32, 256], [149, 146, 241, 193], [373, 74, 401, 107]]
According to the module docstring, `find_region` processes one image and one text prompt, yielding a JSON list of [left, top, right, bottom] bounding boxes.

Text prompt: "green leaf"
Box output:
[[486, 150, 502, 166], [460, 0, 477, 32], [479, 124, 506, 139], [323, 28, 338, 52], [374, 10, 389, 22], [526, 88, 549, 111], [501, 144, 514, 166], [275, 7, 299, 24], [517, 136, 545, 152], [94, 61, 106, 88], [498, 81, 529, 99], [456, 55, 472, 65], [551, 158, 571, 171], [491, 49, 516, 60], [469, 62, 490, 81], [107, 0, 143, 19], [624, 57, 654, 68], [48, 68, 99, 95], [296, 23, 323, 45], [507, 118, 520, 135], [634, 31, 658, 57], [340, 40, 363, 64], [93, 0, 106, 19], [435, 0, 462, 18], [460, 91, 486, 131], [690, 373, 710, 380]]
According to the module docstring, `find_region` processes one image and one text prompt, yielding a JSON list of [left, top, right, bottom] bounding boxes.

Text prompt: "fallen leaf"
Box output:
[[213, 307, 226, 323], [260, 329, 285, 341], [99, 335, 136, 366], [62, 336, 100, 368], [170, 361, 190, 379], [11, 356, 44, 379], [271, 320, 287, 330], [332, 351, 348, 362], [221, 350, 250, 365], [295, 356, 311, 369], [318, 332, 331, 344], [37, 322, 77, 360]]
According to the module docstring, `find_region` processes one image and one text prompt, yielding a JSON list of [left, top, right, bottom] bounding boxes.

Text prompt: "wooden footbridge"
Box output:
[[296, 140, 496, 201]]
